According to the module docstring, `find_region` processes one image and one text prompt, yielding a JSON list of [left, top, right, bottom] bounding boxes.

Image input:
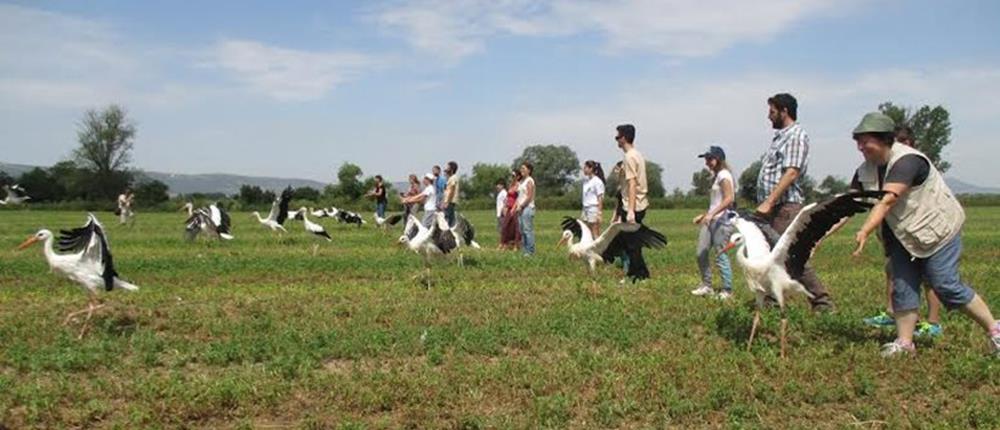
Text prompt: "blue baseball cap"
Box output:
[[698, 146, 726, 160]]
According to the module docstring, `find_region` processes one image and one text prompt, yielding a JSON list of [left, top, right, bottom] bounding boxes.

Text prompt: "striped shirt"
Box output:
[[756, 123, 809, 204]]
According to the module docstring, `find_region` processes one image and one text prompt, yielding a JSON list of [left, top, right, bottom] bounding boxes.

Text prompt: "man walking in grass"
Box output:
[[615, 124, 651, 282], [754, 93, 834, 312]]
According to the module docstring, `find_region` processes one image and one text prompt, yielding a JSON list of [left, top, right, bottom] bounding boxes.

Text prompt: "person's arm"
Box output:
[[627, 178, 637, 222], [756, 167, 799, 215], [852, 182, 909, 256], [704, 177, 735, 223]]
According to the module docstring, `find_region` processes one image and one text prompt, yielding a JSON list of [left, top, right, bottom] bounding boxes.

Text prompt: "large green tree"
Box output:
[[816, 175, 849, 200], [738, 160, 762, 203], [512, 145, 580, 195], [878, 102, 952, 172], [606, 160, 665, 199], [334, 163, 364, 200], [16, 167, 66, 202], [74, 104, 136, 200], [465, 163, 512, 199], [133, 180, 170, 206], [690, 169, 713, 197]]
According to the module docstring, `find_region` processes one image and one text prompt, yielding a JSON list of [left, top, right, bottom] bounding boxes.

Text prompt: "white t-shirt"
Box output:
[[516, 177, 535, 209], [709, 169, 736, 219], [421, 185, 437, 211], [495, 189, 508, 217], [582, 176, 605, 207]]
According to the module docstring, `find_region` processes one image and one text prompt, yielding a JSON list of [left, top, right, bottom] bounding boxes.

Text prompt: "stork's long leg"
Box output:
[[780, 317, 788, 359], [747, 309, 761, 352], [312, 243, 319, 256]]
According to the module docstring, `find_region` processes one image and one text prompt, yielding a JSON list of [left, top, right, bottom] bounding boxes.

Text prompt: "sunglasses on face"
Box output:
[[614, 135, 623, 141]]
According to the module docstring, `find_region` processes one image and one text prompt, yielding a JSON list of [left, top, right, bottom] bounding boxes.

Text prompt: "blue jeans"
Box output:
[[376, 201, 386, 218], [444, 204, 457, 227], [519, 206, 535, 255], [888, 233, 975, 313], [697, 218, 734, 292]]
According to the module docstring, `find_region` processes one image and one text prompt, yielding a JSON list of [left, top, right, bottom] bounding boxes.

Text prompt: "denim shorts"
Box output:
[[888, 233, 976, 312]]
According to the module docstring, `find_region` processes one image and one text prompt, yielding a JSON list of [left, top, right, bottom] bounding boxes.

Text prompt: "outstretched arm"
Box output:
[[852, 182, 908, 256]]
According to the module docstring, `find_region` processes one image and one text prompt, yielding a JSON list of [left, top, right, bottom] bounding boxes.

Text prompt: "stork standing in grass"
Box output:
[[557, 217, 668, 287], [721, 191, 885, 357], [337, 209, 365, 227], [1, 184, 31, 205], [16, 214, 139, 339], [293, 208, 332, 255], [252, 187, 293, 233]]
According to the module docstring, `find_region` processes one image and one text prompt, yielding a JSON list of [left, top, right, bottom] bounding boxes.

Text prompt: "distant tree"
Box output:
[[671, 187, 685, 199], [0, 171, 15, 188], [817, 175, 850, 200], [48, 161, 86, 200], [334, 163, 364, 200], [17, 167, 65, 202], [799, 173, 817, 202], [512, 145, 580, 195], [465, 163, 512, 199], [237, 184, 275, 206], [690, 169, 713, 197], [73, 104, 137, 200], [879, 102, 952, 172], [738, 160, 762, 203], [293, 186, 321, 202], [133, 180, 170, 206]]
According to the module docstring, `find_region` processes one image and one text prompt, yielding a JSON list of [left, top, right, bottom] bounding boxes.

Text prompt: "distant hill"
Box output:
[[944, 178, 1000, 195], [1, 161, 327, 196]]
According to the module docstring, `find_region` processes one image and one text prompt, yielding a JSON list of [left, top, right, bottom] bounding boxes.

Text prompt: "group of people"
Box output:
[[493, 163, 537, 255], [397, 162, 463, 230], [686, 92, 999, 357]]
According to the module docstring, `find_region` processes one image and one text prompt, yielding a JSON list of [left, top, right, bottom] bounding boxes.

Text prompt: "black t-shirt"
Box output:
[[849, 154, 931, 252], [375, 184, 387, 203]]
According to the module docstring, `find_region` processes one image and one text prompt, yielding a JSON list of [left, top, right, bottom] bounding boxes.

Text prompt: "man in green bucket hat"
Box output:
[[847, 111, 1000, 358]]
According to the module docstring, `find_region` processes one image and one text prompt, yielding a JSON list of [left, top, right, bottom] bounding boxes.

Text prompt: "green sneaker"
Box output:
[[863, 312, 896, 327], [914, 322, 943, 338]]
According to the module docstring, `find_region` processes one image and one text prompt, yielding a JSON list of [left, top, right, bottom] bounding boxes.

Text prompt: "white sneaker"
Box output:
[[991, 330, 1000, 358], [715, 291, 733, 301], [690, 285, 714, 296], [880, 340, 916, 358]]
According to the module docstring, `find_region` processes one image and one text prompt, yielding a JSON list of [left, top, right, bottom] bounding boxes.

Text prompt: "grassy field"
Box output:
[[1, 207, 998, 429]]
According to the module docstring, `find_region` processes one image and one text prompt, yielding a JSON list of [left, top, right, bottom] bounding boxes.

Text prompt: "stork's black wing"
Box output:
[[431, 222, 458, 254], [386, 214, 404, 226], [404, 215, 421, 240], [214, 204, 232, 236], [774, 191, 886, 278], [560, 216, 584, 240], [600, 225, 668, 263], [58, 214, 117, 291], [453, 215, 476, 245], [275, 186, 293, 225]]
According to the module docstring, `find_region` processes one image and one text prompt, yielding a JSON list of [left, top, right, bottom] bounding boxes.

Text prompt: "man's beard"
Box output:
[[770, 117, 783, 129]]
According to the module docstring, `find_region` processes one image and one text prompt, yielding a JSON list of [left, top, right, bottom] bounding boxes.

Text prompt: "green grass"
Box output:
[[1, 208, 998, 428]]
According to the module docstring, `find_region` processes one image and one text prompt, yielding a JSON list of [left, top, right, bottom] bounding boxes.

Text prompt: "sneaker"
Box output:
[[914, 322, 943, 338], [880, 339, 916, 358], [715, 291, 733, 301], [863, 312, 896, 327], [691, 285, 714, 296], [991, 325, 1000, 357]]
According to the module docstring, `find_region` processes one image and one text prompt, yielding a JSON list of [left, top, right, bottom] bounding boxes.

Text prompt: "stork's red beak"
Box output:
[[16, 236, 38, 251], [555, 236, 568, 249], [719, 241, 735, 254]]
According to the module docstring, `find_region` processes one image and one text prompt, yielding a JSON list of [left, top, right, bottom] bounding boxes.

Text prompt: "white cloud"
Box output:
[[375, 0, 841, 62], [207, 40, 381, 102], [501, 67, 1000, 189]]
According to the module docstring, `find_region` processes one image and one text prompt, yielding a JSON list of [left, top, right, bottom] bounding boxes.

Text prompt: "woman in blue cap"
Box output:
[[691, 145, 737, 300]]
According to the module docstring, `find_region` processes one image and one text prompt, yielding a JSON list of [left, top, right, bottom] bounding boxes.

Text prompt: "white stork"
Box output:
[[374, 213, 404, 230], [337, 209, 366, 227], [16, 213, 139, 338], [293, 207, 332, 255], [183, 202, 234, 241], [721, 190, 885, 358], [1, 184, 31, 205], [397, 212, 480, 285], [557, 217, 667, 286], [251, 187, 293, 232]]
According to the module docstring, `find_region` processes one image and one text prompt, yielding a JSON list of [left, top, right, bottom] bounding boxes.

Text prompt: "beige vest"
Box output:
[[856, 144, 964, 258]]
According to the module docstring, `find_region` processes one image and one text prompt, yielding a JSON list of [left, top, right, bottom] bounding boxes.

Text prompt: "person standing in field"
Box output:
[[368, 175, 388, 219], [754, 93, 833, 312], [500, 170, 522, 250], [863, 125, 944, 337], [581, 160, 606, 238], [442, 161, 460, 227], [691, 146, 737, 300], [515, 162, 536, 256], [401, 174, 420, 221], [847, 112, 999, 357], [400, 173, 437, 227], [615, 124, 651, 282], [494, 179, 507, 239], [117, 188, 134, 226], [432, 165, 447, 208]]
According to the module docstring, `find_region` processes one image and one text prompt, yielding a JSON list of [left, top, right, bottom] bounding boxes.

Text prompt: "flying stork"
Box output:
[[557, 217, 668, 286], [252, 187, 293, 232], [374, 213, 404, 230], [721, 190, 886, 358], [1, 184, 30, 205], [15, 213, 139, 339], [182, 202, 234, 241]]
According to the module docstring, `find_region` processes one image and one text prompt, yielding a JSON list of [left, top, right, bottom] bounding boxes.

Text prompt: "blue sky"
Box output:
[[2, 0, 999, 190]]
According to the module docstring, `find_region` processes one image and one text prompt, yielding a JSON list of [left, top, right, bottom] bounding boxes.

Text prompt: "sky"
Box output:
[[2, 0, 999, 190]]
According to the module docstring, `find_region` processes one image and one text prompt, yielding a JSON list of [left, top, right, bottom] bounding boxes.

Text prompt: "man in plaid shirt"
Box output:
[[755, 93, 834, 311]]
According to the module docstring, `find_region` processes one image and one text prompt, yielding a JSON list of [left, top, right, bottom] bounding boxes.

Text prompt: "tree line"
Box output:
[[2, 101, 955, 210]]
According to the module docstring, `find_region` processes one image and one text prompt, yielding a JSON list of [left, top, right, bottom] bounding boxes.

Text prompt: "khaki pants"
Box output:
[[764, 203, 833, 309]]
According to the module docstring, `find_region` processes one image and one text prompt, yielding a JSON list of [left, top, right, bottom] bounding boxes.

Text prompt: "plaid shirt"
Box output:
[[756, 123, 809, 204]]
